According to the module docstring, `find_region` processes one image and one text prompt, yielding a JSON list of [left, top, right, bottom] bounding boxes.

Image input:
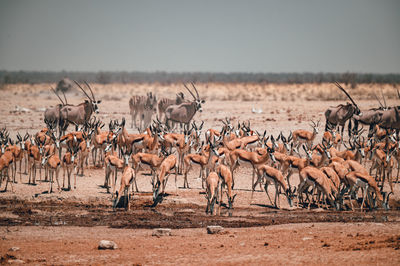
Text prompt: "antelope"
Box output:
[[91, 120, 113, 166], [280, 144, 314, 191], [164, 83, 205, 130], [325, 82, 362, 137], [62, 144, 80, 190], [205, 171, 220, 215], [157, 92, 186, 122], [190, 121, 204, 150], [44, 87, 69, 135], [309, 142, 332, 168], [183, 142, 219, 189], [153, 154, 178, 206], [216, 164, 236, 211], [129, 92, 157, 131], [292, 120, 320, 150], [205, 128, 221, 144], [254, 164, 293, 209], [240, 130, 265, 151], [131, 148, 168, 192], [117, 118, 148, 154], [298, 166, 337, 209], [112, 166, 136, 211], [345, 171, 387, 211], [27, 136, 45, 184], [320, 166, 341, 192], [0, 150, 15, 192], [5, 139, 23, 183], [41, 147, 61, 193], [15, 132, 30, 177], [104, 148, 131, 196], [369, 145, 396, 193], [76, 131, 93, 176], [228, 141, 276, 189], [59, 81, 101, 132]]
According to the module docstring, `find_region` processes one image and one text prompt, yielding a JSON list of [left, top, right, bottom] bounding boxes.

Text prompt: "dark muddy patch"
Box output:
[[0, 198, 399, 229]]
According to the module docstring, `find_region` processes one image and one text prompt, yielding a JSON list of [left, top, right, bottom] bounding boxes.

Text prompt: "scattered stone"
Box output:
[[8, 259, 24, 264], [9, 247, 20, 252], [152, 228, 172, 237], [207, 225, 224, 234], [98, 240, 118, 250], [264, 242, 269, 247], [302, 237, 312, 241]]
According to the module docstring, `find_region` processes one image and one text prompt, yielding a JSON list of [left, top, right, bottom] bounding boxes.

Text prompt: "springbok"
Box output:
[[216, 164, 236, 212], [41, 147, 61, 193], [59, 81, 101, 132], [292, 120, 320, 150], [164, 83, 205, 130], [254, 164, 293, 209], [113, 166, 136, 211], [153, 154, 178, 206], [205, 171, 220, 215], [62, 143, 80, 190]]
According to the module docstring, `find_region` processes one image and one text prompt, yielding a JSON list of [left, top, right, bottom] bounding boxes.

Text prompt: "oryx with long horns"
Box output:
[[164, 82, 205, 130], [59, 81, 101, 132], [324, 82, 362, 137]]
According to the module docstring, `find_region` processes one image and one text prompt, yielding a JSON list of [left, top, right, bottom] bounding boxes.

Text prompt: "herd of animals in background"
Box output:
[[1, 81, 400, 215]]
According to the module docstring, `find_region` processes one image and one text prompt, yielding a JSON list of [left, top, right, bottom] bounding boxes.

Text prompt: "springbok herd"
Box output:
[[0, 81, 399, 215]]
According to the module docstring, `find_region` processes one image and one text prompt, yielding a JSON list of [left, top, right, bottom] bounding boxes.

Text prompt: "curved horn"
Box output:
[[84, 81, 96, 101], [334, 81, 359, 110], [51, 87, 65, 105], [73, 80, 92, 101], [183, 83, 196, 100], [191, 82, 200, 99]]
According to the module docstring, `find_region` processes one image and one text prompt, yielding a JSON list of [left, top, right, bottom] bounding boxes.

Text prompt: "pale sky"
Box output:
[[0, 0, 399, 73]]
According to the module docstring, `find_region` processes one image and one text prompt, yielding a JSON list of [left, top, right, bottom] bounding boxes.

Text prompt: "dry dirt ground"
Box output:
[[0, 83, 400, 265]]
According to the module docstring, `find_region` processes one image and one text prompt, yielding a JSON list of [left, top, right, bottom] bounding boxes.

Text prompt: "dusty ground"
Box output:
[[0, 82, 400, 265]]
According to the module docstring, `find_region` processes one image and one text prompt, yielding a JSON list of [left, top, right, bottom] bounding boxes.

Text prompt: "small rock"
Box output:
[[152, 228, 171, 237], [207, 225, 224, 234], [8, 259, 24, 264], [264, 242, 269, 247], [98, 240, 118, 250], [302, 237, 312, 241], [9, 247, 20, 252]]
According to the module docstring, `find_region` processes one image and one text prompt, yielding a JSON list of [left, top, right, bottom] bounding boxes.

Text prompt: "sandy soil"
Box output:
[[0, 83, 400, 265]]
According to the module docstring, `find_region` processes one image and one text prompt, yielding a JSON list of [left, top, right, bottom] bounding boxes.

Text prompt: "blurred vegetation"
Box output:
[[0, 70, 399, 85]]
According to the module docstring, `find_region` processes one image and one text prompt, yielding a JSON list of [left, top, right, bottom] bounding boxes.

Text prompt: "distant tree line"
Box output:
[[0, 70, 399, 86]]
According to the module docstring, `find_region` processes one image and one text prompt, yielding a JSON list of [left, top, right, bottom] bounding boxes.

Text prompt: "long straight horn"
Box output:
[[397, 88, 400, 99], [183, 83, 196, 100], [51, 87, 65, 105], [373, 92, 384, 108], [191, 82, 200, 99], [84, 81, 96, 101], [380, 88, 387, 109], [334, 81, 359, 109], [73, 80, 92, 101], [62, 90, 68, 105]]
